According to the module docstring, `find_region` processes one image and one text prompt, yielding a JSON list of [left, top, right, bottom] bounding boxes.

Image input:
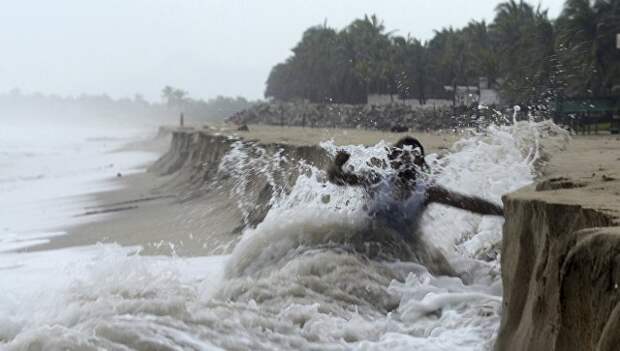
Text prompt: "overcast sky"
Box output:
[[1, 0, 565, 102]]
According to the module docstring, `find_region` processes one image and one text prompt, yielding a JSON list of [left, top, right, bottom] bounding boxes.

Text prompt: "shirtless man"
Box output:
[[326, 136, 503, 272]]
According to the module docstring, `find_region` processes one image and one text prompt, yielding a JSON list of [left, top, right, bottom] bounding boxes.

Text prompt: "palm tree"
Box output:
[[556, 0, 620, 96], [172, 89, 187, 103], [291, 25, 342, 102], [427, 27, 470, 106], [490, 0, 555, 105], [161, 85, 174, 106], [409, 39, 430, 104], [265, 62, 297, 101], [462, 20, 498, 85], [343, 14, 392, 99], [171, 89, 188, 110]]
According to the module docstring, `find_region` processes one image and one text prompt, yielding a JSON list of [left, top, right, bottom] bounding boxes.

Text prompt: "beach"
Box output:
[[34, 126, 620, 258], [3, 121, 619, 350], [22, 124, 460, 256]]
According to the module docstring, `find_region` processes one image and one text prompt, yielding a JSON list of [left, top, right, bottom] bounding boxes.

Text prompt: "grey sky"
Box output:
[[1, 0, 565, 102]]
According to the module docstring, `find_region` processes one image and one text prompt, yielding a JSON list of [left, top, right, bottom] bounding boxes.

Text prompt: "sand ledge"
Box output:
[[25, 127, 620, 350], [495, 134, 620, 351]]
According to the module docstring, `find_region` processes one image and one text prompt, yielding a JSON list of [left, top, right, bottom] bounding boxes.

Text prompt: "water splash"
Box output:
[[217, 140, 289, 225], [1, 119, 570, 350], [217, 118, 569, 350]]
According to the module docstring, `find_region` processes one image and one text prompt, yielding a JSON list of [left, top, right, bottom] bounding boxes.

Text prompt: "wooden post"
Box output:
[[594, 114, 599, 135], [180, 112, 184, 127]]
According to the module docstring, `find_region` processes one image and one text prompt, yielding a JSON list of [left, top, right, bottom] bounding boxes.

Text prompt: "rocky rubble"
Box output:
[[227, 101, 481, 131]]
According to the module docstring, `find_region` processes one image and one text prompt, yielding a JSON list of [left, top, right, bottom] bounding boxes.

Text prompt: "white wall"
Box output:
[[367, 94, 452, 108]]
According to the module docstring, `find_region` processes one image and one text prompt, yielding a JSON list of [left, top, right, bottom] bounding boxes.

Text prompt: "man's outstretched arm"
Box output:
[[425, 185, 504, 216], [327, 151, 380, 187]]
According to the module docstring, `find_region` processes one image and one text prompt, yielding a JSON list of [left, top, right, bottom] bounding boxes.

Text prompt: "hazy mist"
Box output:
[[1, 0, 564, 101]]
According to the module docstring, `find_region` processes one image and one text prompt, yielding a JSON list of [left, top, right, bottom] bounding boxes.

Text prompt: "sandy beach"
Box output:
[[539, 134, 620, 218], [6, 121, 619, 351], [24, 124, 461, 256], [495, 133, 620, 350], [23, 124, 620, 257], [212, 123, 461, 149]]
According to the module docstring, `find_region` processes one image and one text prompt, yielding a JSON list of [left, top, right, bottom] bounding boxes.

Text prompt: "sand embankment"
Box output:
[[28, 124, 620, 350], [495, 135, 620, 351], [210, 123, 459, 148], [28, 125, 457, 256]]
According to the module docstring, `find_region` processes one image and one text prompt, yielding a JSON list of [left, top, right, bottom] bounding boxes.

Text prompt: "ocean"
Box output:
[[0, 117, 568, 350]]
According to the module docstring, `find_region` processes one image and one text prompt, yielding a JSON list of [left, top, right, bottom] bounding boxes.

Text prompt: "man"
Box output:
[[327, 136, 503, 274], [328, 136, 503, 222]]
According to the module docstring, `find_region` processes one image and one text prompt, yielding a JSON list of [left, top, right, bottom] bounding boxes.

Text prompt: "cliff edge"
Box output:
[[495, 136, 620, 351], [141, 128, 620, 349]]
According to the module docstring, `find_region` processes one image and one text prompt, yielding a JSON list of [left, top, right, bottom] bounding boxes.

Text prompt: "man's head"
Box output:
[[387, 136, 428, 180]]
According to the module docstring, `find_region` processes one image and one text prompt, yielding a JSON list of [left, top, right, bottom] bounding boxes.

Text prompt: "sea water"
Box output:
[[0, 119, 569, 350], [0, 122, 158, 251]]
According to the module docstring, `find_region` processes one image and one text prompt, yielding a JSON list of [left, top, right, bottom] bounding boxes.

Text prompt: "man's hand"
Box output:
[[328, 150, 365, 186], [334, 151, 351, 167]]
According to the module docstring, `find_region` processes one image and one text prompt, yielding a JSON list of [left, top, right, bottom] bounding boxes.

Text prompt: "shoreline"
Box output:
[[23, 126, 619, 258], [17, 132, 173, 254], [22, 124, 461, 256], [10, 123, 620, 350]]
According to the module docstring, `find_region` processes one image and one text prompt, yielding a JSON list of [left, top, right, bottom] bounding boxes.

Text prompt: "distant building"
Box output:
[[479, 89, 500, 106], [479, 77, 501, 106], [368, 77, 500, 107], [444, 85, 479, 106], [367, 94, 452, 108], [443, 78, 501, 107]]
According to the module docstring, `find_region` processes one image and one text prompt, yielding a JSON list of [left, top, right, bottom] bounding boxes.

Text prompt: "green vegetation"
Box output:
[[265, 0, 620, 107], [161, 85, 256, 120]]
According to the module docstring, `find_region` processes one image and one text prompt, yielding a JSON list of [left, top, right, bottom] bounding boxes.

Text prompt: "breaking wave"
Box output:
[[1, 120, 569, 350]]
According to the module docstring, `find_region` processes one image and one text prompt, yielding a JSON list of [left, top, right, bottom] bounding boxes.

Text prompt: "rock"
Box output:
[[321, 194, 331, 204], [602, 174, 616, 182], [237, 124, 249, 132], [226, 101, 462, 131], [390, 125, 409, 133]]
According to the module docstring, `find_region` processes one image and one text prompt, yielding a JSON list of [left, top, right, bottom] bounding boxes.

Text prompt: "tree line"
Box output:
[[1, 87, 256, 122], [265, 0, 620, 107], [160, 85, 256, 120]]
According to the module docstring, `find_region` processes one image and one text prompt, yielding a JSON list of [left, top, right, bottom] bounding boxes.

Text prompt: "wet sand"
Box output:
[[24, 171, 235, 255], [539, 134, 620, 219], [24, 125, 458, 255]]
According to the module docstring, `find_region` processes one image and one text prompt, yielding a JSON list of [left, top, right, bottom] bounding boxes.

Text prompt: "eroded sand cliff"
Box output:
[[28, 124, 620, 350], [495, 135, 620, 351]]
